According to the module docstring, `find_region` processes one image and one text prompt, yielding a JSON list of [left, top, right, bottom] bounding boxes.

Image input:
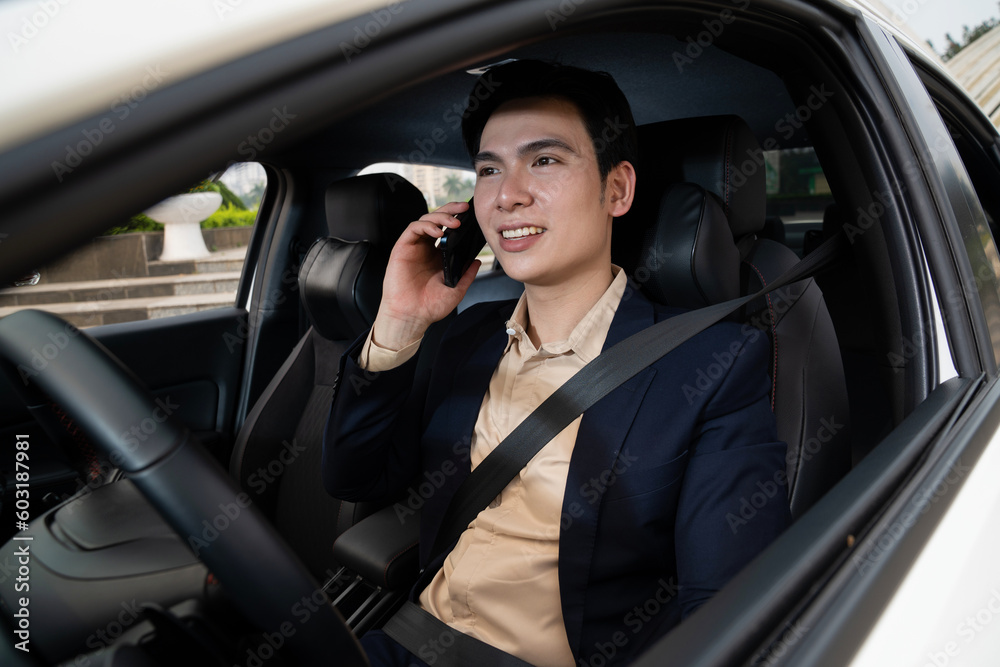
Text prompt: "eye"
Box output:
[[534, 156, 558, 166], [478, 165, 498, 177]]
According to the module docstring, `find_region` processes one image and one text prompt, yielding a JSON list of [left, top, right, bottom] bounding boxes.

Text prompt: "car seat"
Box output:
[[229, 172, 428, 578], [614, 115, 851, 518]]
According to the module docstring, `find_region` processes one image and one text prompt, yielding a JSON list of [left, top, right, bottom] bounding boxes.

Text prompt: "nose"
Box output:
[[495, 167, 533, 211]]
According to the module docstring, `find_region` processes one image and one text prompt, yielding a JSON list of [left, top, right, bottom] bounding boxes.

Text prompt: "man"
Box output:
[[323, 60, 790, 666]]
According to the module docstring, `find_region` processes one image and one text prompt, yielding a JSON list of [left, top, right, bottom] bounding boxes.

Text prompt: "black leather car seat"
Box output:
[[615, 115, 851, 518], [229, 173, 427, 578], [807, 203, 893, 463]]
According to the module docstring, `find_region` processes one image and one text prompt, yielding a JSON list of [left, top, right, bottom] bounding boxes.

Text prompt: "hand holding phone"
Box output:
[[439, 198, 486, 288]]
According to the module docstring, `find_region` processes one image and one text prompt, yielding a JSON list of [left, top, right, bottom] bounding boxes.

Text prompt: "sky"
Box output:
[[883, 0, 999, 51]]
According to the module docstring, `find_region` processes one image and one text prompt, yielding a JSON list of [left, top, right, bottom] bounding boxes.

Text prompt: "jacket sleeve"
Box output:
[[321, 330, 426, 504], [673, 327, 791, 617]]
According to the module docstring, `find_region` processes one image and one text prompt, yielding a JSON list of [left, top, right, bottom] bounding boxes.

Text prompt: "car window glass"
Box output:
[[0, 162, 265, 328], [763, 147, 836, 256], [915, 66, 1000, 359]]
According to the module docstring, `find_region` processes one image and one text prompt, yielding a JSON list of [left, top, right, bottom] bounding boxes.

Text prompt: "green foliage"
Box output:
[[242, 181, 266, 209], [942, 17, 999, 61], [200, 206, 258, 229], [442, 173, 475, 202], [189, 178, 247, 210], [103, 205, 257, 235], [102, 174, 257, 235], [103, 213, 162, 236]]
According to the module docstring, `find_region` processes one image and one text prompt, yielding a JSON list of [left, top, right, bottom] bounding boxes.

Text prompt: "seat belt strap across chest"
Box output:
[[430, 231, 848, 559], [382, 232, 847, 667]]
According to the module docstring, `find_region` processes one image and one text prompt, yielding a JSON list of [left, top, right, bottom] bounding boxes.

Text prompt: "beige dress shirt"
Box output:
[[360, 266, 627, 667]]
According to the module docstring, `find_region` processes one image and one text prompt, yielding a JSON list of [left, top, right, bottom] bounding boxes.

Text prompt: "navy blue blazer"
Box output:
[[323, 285, 790, 665]]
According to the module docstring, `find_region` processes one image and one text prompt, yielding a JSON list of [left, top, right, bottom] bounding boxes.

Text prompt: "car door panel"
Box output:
[[88, 306, 248, 460], [0, 306, 247, 545]]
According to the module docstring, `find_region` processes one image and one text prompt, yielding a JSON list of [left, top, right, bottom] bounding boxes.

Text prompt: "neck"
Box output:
[[523, 263, 615, 347]]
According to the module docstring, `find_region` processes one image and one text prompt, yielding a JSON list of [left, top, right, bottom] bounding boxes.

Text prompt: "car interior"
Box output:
[[3, 2, 1000, 664]]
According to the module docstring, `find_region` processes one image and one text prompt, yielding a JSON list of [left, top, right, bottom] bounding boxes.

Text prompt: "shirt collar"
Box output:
[[502, 265, 627, 363]]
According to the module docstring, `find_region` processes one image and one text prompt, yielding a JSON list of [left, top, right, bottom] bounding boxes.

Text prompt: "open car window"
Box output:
[[0, 162, 266, 328]]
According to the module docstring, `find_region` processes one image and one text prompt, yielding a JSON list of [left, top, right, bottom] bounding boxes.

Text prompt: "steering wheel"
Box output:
[[0, 310, 368, 666]]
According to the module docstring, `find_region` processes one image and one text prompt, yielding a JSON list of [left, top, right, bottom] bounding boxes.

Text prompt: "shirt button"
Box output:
[[506, 327, 517, 336]]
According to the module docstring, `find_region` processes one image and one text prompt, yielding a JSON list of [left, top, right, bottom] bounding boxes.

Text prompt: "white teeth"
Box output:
[[501, 226, 544, 239]]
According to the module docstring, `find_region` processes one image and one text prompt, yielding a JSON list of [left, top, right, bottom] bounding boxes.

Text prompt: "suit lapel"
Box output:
[[445, 301, 514, 466], [420, 302, 513, 564], [559, 285, 659, 658]]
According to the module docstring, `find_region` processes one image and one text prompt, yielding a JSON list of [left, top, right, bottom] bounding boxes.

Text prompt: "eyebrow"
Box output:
[[473, 137, 578, 167]]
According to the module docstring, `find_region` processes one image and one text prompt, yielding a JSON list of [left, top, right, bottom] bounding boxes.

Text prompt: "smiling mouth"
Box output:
[[501, 226, 545, 239]]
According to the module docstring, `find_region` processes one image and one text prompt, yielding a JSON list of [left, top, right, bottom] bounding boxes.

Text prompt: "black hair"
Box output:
[[461, 59, 638, 182]]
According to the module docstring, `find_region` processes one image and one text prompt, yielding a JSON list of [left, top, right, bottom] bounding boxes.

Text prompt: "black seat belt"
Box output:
[[383, 232, 848, 666], [384, 601, 533, 666], [431, 230, 848, 559]]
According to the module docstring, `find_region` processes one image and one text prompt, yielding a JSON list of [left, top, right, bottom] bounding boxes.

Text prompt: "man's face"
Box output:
[[473, 96, 626, 288]]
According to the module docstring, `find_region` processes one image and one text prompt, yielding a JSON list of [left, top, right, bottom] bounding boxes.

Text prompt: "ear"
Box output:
[[605, 160, 636, 218]]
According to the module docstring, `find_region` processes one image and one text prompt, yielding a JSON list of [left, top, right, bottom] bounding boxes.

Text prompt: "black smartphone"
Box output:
[[440, 199, 486, 288]]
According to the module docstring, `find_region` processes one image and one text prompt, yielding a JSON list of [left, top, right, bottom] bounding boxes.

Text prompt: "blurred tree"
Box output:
[[442, 173, 475, 202], [943, 16, 999, 60]]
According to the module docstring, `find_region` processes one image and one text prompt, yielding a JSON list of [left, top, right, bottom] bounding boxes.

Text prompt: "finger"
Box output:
[[432, 200, 471, 217], [421, 210, 467, 230], [401, 219, 450, 243], [452, 258, 482, 293]]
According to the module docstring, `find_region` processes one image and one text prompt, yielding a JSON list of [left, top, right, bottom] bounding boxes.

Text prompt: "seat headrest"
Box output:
[[299, 174, 427, 341], [325, 172, 428, 243], [614, 182, 739, 309], [638, 115, 765, 239]]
